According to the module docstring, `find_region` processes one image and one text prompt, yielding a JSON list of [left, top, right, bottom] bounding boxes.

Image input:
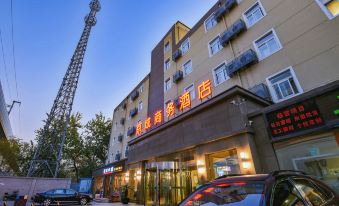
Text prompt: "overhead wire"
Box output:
[[0, 29, 13, 101], [10, 0, 22, 137]]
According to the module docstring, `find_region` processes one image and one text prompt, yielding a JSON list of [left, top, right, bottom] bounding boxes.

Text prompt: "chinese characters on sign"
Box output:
[[133, 79, 213, 137], [266, 99, 324, 139], [103, 165, 123, 175]]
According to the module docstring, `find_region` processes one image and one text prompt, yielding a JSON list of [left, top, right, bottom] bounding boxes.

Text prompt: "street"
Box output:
[[0, 201, 143, 206]]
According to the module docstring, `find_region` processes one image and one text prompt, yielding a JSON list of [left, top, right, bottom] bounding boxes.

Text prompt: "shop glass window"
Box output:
[[213, 63, 229, 85], [208, 149, 240, 179], [243, 1, 266, 27], [209, 36, 222, 56], [164, 78, 171, 92], [254, 29, 282, 60], [316, 0, 339, 19], [184, 84, 195, 100], [164, 58, 171, 71], [183, 60, 192, 76], [272, 180, 305, 206], [267, 67, 302, 102], [181, 38, 190, 55], [275, 136, 339, 194], [293, 178, 331, 206], [181, 182, 264, 206], [205, 13, 217, 31], [164, 41, 170, 53]]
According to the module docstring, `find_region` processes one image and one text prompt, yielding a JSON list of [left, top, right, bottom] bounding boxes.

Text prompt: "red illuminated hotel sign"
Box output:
[[266, 99, 325, 139], [135, 79, 213, 137]]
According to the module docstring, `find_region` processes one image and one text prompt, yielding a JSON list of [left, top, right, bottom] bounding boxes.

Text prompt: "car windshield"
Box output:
[[180, 181, 264, 206]]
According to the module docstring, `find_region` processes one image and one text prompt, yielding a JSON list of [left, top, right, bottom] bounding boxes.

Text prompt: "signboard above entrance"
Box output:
[[266, 99, 324, 139]]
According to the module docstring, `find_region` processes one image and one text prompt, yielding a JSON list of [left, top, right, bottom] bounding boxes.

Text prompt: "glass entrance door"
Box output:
[[145, 168, 157, 206], [145, 162, 197, 206]]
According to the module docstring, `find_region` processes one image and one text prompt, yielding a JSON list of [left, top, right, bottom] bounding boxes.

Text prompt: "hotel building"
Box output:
[[93, 0, 339, 205]]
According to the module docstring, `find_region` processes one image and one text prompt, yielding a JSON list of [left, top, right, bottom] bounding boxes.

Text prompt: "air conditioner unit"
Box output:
[[130, 90, 139, 101], [118, 134, 123, 142], [172, 49, 182, 62], [120, 118, 125, 125], [122, 102, 127, 110], [127, 126, 136, 137], [115, 153, 121, 161], [226, 49, 258, 77], [174, 97, 181, 109], [249, 83, 272, 101], [224, 0, 237, 11], [220, 19, 246, 47], [129, 107, 138, 117], [173, 70, 184, 84], [214, 5, 227, 22]]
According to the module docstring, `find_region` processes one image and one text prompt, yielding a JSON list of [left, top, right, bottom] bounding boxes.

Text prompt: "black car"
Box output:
[[179, 170, 339, 206], [32, 188, 92, 206]]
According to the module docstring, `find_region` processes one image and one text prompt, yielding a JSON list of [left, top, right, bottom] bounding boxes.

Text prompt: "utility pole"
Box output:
[[27, 0, 100, 177]]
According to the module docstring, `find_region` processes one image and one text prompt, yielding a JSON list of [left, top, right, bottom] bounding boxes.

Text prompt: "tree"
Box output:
[[81, 112, 112, 176], [63, 112, 83, 182]]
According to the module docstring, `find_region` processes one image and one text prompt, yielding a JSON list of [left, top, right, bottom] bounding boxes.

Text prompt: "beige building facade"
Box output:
[[94, 0, 339, 205]]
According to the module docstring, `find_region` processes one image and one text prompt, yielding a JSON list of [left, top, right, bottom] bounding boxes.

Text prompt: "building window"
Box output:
[[138, 101, 143, 112], [164, 41, 171, 53], [266, 67, 303, 102], [181, 38, 190, 55], [205, 13, 217, 32], [139, 84, 143, 93], [164, 78, 171, 92], [209, 36, 222, 56], [213, 63, 229, 85], [184, 84, 195, 100], [315, 0, 339, 19], [254, 29, 282, 60], [164, 58, 171, 71], [243, 1, 266, 27], [183, 60, 192, 76]]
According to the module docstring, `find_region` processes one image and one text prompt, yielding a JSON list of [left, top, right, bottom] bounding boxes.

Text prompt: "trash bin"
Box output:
[[14, 195, 28, 206]]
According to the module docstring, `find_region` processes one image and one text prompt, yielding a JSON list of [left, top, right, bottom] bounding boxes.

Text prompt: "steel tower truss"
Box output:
[[27, 0, 100, 177]]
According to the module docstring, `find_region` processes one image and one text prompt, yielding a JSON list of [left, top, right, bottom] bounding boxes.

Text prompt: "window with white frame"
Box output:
[[205, 13, 217, 31], [164, 58, 171, 71], [209, 36, 222, 56], [164, 78, 171, 92], [183, 60, 192, 76], [243, 1, 266, 27], [254, 29, 282, 60], [181, 38, 190, 55], [266, 67, 303, 102], [164, 41, 171, 53], [139, 84, 143, 93], [213, 63, 229, 85], [315, 0, 339, 19], [138, 101, 143, 112], [184, 84, 195, 100]]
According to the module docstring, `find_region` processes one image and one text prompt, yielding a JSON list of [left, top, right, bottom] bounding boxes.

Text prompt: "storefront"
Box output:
[[92, 160, 126, 198], [127, 87, 272, 205], [263, 80, 339, 193]]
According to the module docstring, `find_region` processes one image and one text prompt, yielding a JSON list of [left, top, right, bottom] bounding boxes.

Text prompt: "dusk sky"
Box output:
[[0, 0, 216, 142]]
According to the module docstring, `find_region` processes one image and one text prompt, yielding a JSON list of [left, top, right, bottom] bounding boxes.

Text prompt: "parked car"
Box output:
[[3, 191, 19, 201], [179, 170, 339, 206], [32, 188, 92, 206]]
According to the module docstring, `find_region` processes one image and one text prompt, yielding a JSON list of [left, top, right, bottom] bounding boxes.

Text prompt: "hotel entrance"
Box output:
[[144, 161, 198, 206]]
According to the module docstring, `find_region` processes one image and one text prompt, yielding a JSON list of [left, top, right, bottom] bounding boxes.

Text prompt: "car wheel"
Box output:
[[80, 198, 87, 205], [43, 199, 51, 206]]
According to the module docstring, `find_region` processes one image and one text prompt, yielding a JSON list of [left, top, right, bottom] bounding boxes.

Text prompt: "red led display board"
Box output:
[[266, 99, 325, 139]]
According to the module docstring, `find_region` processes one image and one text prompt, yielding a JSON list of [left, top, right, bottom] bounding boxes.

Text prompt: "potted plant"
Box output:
[[120, 185, 129, 204]]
